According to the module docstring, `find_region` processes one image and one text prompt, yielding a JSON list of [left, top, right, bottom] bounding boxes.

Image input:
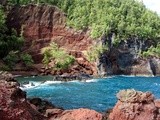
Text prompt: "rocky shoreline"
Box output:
[[1, 71, 160, 120], [0, 71, 103, 120]]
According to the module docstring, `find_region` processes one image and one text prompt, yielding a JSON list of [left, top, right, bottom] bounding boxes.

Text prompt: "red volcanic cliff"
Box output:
[[7, 4, 97, 75]]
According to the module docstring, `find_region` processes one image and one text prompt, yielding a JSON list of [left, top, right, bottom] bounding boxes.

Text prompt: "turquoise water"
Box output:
[[17, 76, 160, 112]]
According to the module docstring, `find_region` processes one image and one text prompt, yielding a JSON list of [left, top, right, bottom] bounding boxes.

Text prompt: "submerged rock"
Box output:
[[29, 98, 57, 113], [109, 89, 160, 120]]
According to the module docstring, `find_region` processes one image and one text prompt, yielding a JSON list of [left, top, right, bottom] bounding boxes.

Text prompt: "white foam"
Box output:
[[20, 82, 38, 90], [20, 80, 64, 90], [119, 75, 155, 77], [69, 80, 79, 82], [43, 81, 63, 84], [81, 79, 98, 83], [154, 83, 160, 86], [20, 78, 100, 90]]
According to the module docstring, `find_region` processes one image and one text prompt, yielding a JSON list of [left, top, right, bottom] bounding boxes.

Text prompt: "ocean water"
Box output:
[[17, 75, 160, 112]]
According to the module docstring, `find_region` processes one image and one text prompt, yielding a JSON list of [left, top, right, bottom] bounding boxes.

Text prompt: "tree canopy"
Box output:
[[6, 0, 160, 42], [58, 0, 160, 41], [2, 0, 160, 59], [0, 6, 24, 58]]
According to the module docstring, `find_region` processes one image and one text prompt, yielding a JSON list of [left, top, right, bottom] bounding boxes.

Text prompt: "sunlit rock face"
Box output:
[[109, 89, 160, 120], [0, 71, 45, 120], [7, 4, 98, 76], [6, 4, 160, 76]]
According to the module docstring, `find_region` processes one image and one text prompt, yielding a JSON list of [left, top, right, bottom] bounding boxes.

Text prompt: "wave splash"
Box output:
[[20, 79, 98, 90]]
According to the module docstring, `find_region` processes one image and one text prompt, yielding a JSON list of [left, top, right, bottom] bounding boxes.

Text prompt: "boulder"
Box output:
[[150, 58, 160, 76], [29, 98, 57, 113], [0, 71, 45, 120], [49, 108, 102, 120], [130, 60, 154, 76], [154, 99, 160, 108], [109, 89, 160, 120]]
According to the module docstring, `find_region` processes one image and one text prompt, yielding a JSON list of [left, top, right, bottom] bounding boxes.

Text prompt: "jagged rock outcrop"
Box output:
[[6, 4, 97, 76], [149, 58, 160, 76], [103, 38, 160, 76], [129, 59, 154, 76], [0, 71, 103, 120], [109, 89, 160, 120], [0, 71, 45, 120], [48, 108, 102, 120], [127, 58, 160, 76]]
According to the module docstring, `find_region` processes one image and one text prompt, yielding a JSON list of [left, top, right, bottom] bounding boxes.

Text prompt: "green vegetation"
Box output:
[[41, 42, 75, 70], [32, 0, 160, 41], [86, 44, 108, 62], [2, 51, 19, 69], [2, 51, 34, 70], [7, 0, 160, 55], [0, 4, 34, 70], [1, 0, 160, 66], [0, 6, 24, 58], [20, 53, 34, 67], [142, 44, 160, 58]]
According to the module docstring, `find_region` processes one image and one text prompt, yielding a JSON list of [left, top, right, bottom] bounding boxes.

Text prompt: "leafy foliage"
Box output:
[[86, 44, 108, 62], [0, 6, 24, 58], [41, 42, 75, 70], [3, 51, 19, 69], [45, 0, 160, 41], [2, 51, 34, 69], [7, 0, 160, 41], [142, 44, 160, 58], [4, 0, 160, 59], [20, 53, 34, 67]]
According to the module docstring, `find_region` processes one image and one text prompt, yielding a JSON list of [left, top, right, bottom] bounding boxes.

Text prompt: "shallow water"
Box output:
[[17, 75, 160, 112]]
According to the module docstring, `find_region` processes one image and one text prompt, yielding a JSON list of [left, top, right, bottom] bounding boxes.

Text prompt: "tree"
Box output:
[[3, 0, 160, 54], [0, 6, 24, 58], [52, 0, 160, 45]]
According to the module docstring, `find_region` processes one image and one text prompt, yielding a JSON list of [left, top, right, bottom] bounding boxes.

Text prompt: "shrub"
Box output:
[[3, 51, 19, 69], [0, 65, 11, 71], [20, 53, 34, 67], [2, 51, 34, 69], [41, 42, 75, 70], [141, 44, 160, 58], [0, 7, 24, 58], [86, 43, 108, 62]]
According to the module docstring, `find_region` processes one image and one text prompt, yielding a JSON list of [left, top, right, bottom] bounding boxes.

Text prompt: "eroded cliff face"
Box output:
[[100, 38, 160, 76], [7, 4, 97, 76], [6, 4, 160, 76]]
